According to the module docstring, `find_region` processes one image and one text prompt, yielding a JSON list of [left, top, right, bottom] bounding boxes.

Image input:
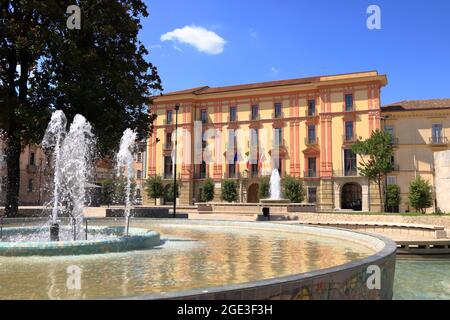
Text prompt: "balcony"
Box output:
[[389, 137, 399, 145], [428, 136, 449, 146], [305, 110, 317, 117], [163, 119, 173, 125], [26, 164, 38, 174], [304, 169, 319, 178], [163, 172, 173, 179], [194, 171, 208, 179], [342, 134, 357, 143], [391, 164, 400, 172], [163, 142, 173, 151], [342, 104, 355, 112], [249, 113, 260, 121], [272, 138, 286, 148], [333, 169, 359, 177], [272, 111, 284, 119], [305, 137, 319, 146]]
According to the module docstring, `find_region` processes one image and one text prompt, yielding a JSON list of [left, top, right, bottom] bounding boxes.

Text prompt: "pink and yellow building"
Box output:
[[147, 71, 388, 211]]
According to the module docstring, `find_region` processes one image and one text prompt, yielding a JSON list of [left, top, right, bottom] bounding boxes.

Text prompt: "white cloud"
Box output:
[[271, 67, 281, 75], [172, 45, 183, 52], [160, 25, 226, 55], [149, 44, 162, 50]]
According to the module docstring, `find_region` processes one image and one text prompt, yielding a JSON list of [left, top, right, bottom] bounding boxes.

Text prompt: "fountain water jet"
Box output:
[[269, 169, 282, 200], [116, 129, 137, 236], [42, 111, 94, 240]]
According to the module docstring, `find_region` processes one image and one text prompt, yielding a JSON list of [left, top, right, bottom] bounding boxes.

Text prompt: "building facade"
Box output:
[[382, 99, 450, 213], [147, 71, 388, 212]]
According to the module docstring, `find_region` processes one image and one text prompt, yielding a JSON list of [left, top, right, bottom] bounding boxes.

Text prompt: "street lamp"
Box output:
[[173, 104, 180, 218]]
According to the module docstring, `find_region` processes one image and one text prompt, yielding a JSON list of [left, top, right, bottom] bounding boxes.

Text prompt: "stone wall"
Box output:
[[434, 150, 450, 213]]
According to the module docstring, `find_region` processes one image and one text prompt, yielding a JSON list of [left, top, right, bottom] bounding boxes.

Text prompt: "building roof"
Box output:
[[158, 70, 384, 98], [382, 99, 450, 112]]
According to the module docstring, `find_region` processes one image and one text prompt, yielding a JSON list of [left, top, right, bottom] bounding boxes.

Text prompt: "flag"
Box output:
[[234, 151, 238, 163], [258, 152, 265, 173]]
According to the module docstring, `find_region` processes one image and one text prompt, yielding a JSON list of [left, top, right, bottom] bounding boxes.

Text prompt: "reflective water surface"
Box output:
[[394, 259, 450, 300], [0, 221, 374, 299]]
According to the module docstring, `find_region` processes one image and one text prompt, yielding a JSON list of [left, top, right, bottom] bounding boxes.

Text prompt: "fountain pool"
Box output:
[[0, 219, 396, 300]]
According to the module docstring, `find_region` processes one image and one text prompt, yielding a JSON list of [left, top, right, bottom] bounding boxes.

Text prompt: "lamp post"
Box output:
[[173, 104, 180, 218]]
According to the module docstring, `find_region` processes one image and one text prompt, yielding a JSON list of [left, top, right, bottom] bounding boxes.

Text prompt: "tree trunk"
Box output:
[[378, 177, 384, 213], [5, 131, 21, 217]]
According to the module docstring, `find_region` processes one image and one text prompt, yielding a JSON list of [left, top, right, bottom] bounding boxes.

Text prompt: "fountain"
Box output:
[[260, 169, 290, 204], [0, 111, 160, 256], [116, 129, 137, 236]]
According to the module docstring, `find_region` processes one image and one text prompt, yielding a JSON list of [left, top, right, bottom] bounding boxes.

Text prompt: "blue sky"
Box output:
[[141, 0, 450, 105]]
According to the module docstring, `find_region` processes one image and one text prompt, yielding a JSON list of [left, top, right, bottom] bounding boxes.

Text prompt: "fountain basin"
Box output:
[[0, 226, 160, 257], [260, 199, 291, 204]]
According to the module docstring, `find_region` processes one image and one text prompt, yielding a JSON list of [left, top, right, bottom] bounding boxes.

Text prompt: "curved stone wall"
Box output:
[[124, 221, 397, 300]]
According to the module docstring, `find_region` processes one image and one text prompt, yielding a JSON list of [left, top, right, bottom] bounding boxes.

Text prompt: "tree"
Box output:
[[282, 176, 305, 203], [221, 180, 238, 203], [351, 130, 394, 212], [164, 182, 179, 203], [100, 178, 115, 206], [203, 179, 215, 202], [1, 1, 162, 216], [259, 177, 270, 199], [145, 175, 164, 205], [386, 184, 401, 213], [408, 177, 432, 214]]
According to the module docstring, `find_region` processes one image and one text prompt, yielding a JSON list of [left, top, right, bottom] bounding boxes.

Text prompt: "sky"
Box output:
[[140, 0, 450, 105]]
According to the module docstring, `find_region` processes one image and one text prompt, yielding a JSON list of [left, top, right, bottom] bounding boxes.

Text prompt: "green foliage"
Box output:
[[259, 177, 270, 199], [145, 175, 164, 204], [1, 0, 162, 216], [100, 176, 136, 205], [351, 130, 394, 209], [164, 182, 180, 203], [386, 184, 401, 211], [202, 179, 215, 202], [282, 176, 305, 203], [408, 177, 433, 214], [221, 180, 238, 203]]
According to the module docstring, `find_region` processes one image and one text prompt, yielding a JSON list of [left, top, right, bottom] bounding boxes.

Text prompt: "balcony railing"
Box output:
[[342, 134, 357, 143], [428, 136, 449, 145], [305, 137, 319, 146], [333, 169, 359, 177], [194, 171, 208, 179], [249, 113, 260, 121], [163, 119, 173, 125], [391, 164, 400, 172], [343, 104, 355, 112], [272, 138, 286, 148], [306, 110, 317, 117], [26, 164, 38, 174], [272, 111, 284, 119], [304, 169, 319, 178], [389, 137, 399, 145]]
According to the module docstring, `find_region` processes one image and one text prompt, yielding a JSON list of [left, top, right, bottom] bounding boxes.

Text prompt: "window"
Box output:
[[345, 121, 354, 141], [307, 125, 316, 144], [385, 126, 394, 143], [166, 132, 172, 148], [229, 106, 237, 122], [201, 109, 207, 124], [228, 163, 236, 178], [29, 152, 35, 166], [345, 94, 353, 111], [432, 124, 443, 143], [307, 99, 316, 116], [276, 158, 282, 175], [137, 152, 142, 162], [28, 179, 33, 193], [308, 187, 317, 203], [344, 149, 357, 176], [166, 110, 173, 125], [251, 105, 259, 120], [274, 128, 283, 146], [136, 170, 142, 179], [136, 189, 141, 198], [164, 156, 173, 178], [307, 158, 317, 177], [274, 103, 282, 118], [199, 161, 207, 179], [228, 130, 237, 150], [387, 176, 397, 185]]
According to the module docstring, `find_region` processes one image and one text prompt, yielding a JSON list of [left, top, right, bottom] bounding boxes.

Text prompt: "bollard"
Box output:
[[262, 207, 270, 221], [50, 223, 60, 241]]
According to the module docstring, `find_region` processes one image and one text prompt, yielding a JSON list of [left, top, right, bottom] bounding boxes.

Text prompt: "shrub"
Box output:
[[203, 179, 215, 202], [282, 176, 305, 203], [385, 184, 401, 212], [408, 177, 432, 214], [145, 175, 164, 204], [221, 179, 238, 202], [165, 182, 180, 203], [259, 177, 270, 199]]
